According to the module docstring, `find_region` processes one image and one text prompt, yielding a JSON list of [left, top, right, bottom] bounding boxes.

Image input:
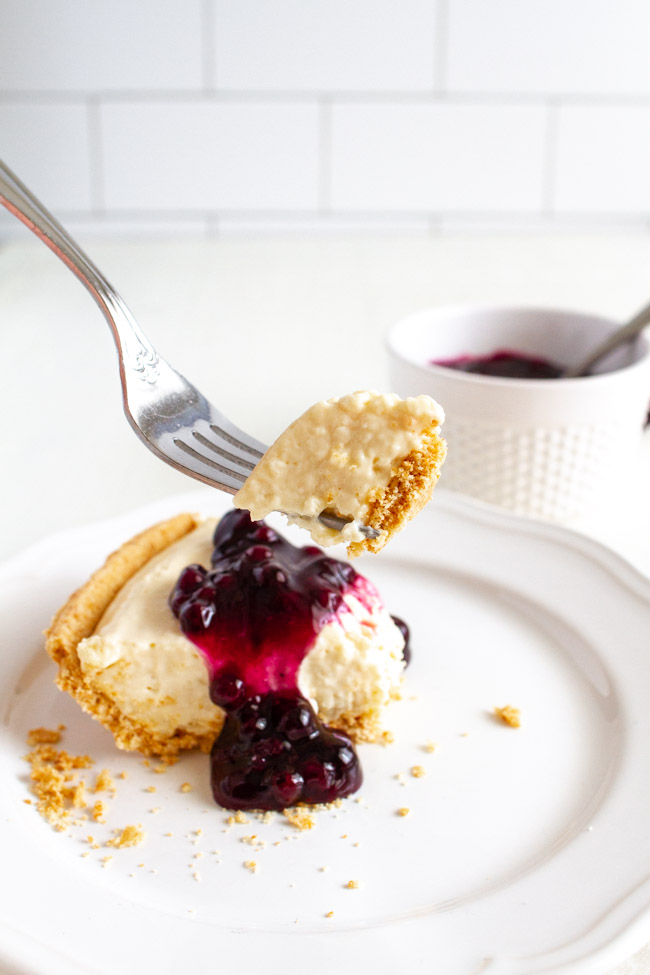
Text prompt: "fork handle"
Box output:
[[0, 158, 160, 384]]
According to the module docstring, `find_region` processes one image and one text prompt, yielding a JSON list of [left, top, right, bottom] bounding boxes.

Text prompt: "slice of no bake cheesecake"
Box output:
[[45, 511, 408, 807]]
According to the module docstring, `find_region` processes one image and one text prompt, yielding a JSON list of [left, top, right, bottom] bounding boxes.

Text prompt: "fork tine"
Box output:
[[172, 438, 248, 484], [206, 409, 266, 460], [209, 422, 265, 459], [191, 430, 257, 471]]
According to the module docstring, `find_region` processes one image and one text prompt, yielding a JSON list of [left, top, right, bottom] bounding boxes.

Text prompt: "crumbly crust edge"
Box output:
[[348, 427, 447, 557], [44, 512, 224, 759], [328, 707, 385, 744]]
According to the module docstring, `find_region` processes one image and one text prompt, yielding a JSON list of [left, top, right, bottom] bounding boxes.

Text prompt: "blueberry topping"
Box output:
[[169, 509, 398, 810], [391, 615, 412, 667], [210, 692, 361, 811], [209, 673, 246, 709]]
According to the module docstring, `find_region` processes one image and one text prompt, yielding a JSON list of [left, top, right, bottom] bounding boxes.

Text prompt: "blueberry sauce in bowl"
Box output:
[[170, 510, 405, 810], [432, 349, 564, 380]]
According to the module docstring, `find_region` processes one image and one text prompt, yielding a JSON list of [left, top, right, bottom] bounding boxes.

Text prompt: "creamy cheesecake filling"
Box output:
[[76, 517, 404, 745], [77, 521, 220, 740], [299, 590, 404, 726], [233, 389, 446, 553]]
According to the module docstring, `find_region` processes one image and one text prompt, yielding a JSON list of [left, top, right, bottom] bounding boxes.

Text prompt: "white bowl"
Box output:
[[387, 305, 650, 522]]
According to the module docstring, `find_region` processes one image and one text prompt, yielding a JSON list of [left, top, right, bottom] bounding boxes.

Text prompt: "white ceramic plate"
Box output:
[[2, 489, 650, 975]]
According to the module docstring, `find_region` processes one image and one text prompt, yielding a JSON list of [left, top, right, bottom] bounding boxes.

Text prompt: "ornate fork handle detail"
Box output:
[[0, 159, 160, 385], [101, 290, 160, 386]]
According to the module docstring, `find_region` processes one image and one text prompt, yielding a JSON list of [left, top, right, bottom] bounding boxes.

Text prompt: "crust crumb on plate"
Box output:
[[283, 808, 315, 831], [494, 705, 521, 728], [93, 769, 115, 794], [25, 735, 94, 829], [106, 824, 146, 848], [27, 726, 64, 746]]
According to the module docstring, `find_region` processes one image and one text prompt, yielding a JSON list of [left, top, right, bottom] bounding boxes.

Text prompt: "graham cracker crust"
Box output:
[[349, 427, 447, 557], [45, 512, 223, 759]]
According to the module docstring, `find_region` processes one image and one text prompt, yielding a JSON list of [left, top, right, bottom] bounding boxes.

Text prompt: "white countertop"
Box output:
[[1, 233, 650, 974]]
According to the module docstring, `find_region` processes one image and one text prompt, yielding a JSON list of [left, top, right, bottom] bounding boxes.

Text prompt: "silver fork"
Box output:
[[0, 159, 377, 539]]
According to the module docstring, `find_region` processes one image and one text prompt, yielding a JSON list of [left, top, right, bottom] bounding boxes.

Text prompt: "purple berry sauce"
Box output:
[[170, 509, 405, 811], [391, 616, 411, 667], [432, 349, 564, 380]]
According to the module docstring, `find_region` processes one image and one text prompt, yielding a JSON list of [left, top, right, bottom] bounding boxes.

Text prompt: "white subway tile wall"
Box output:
[[0, 0, 649, 236], [330, 103, 547, 211], [0, 0, 204, 92], [447, 0, 650, 95], [101, 101, 320, 211], [0, 103, 93, 210], [555, 106, 650, 214], [213, 0, 439, 92]]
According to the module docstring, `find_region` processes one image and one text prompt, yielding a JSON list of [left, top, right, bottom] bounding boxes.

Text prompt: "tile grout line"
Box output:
[[2, 214, 650, 238], [202, 0, 216, 94], [206, 213, 220, 239], [5, 89, 650, 105], [3, 205, 650, 223], [541, 98, 559, 216], [318, 98, 332, 213], [87, 95, 105, 216], [433, 0, 449, 93]]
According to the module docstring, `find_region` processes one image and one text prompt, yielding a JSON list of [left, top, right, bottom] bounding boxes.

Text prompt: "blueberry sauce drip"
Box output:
[[391, 616, 411, 667], [209, 691, 360, 810], [170, 509, 381, 810], [432, 349, 564, 380]]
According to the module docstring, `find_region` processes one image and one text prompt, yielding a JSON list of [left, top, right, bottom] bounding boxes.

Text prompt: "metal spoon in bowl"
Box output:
[[562, 299, 650, 378]]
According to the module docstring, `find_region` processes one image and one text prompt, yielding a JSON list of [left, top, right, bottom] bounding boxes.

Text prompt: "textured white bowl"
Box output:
[[387, 305, 650, 523]]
